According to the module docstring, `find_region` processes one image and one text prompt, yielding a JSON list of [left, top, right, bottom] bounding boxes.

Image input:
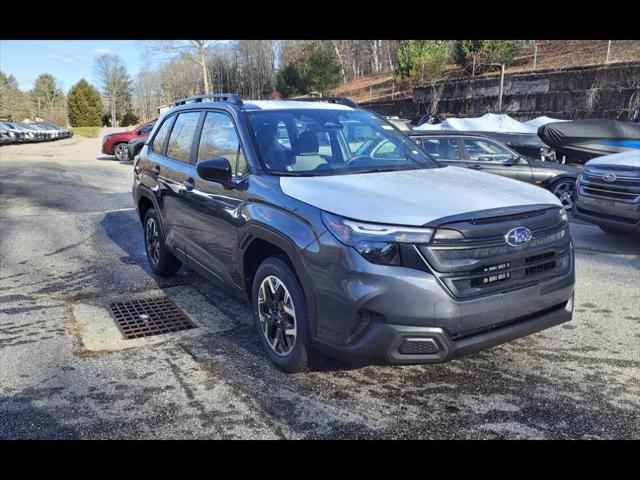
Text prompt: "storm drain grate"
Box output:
[[108, 296, 196, 339]]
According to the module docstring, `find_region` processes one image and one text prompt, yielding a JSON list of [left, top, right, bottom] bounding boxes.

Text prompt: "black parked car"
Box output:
[[127, 136, 146, 161], [408, 131, 581, 210]]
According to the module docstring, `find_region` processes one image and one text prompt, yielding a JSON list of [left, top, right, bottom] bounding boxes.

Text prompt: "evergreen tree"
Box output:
[[299, 42, 342, 93], [275, 64, 305, 98], [67, 79, 103, 127]]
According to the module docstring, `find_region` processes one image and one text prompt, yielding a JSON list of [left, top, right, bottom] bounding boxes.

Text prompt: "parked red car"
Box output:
[[101, 120, 156, 161]]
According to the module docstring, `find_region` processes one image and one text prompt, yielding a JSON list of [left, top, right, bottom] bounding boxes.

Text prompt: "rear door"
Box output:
[[144, 110, 202, 255], [462, 137, 533, 183]]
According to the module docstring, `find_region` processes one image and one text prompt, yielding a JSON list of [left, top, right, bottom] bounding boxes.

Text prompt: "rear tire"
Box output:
[[114, 142, 128, 161], [143, 208, 182, 275], [598, 225, 633, 236], [252, 256, 315, 373]]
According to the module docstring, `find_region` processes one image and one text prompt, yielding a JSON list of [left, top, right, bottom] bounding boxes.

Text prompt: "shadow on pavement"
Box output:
[[0, 394, 80, 439]]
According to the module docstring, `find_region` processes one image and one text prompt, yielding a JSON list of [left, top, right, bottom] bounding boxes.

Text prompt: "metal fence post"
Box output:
[[533, 43, 538, 71], [606, 40, 612, 63]]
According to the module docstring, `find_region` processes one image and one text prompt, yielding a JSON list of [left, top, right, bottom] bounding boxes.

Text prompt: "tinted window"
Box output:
[[463, 138, 513, 163], [151, 116, 175, 154], [166, 112, 201, 163], [420, 138, 461, 160], [197, 112, 247, 177]]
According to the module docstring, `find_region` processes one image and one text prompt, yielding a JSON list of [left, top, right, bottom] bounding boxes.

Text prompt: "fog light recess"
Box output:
[[398, 337, 440, 355]]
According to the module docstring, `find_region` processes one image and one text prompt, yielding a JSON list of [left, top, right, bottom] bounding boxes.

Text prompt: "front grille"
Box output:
[[418, 209, 571, 299], [580, 171, 640, 203]]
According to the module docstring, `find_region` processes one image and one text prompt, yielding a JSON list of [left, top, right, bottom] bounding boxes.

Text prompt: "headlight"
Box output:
[[558, 207, 568, 223], [321, 211, 433, 265]]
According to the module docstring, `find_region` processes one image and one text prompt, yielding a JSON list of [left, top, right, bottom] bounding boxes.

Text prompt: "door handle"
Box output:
[[150, 165, 161, 177], [183, 178, 194, 192]]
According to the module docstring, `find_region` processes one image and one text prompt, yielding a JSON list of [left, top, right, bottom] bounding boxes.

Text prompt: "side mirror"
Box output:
[[197, 157, 232, 186]]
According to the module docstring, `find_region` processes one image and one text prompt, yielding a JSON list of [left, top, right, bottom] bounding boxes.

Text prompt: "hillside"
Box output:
[[334, 40, 640, 104]]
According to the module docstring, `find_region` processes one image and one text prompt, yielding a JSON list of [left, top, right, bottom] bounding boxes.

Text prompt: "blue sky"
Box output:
[[0, 40, 147, 92]]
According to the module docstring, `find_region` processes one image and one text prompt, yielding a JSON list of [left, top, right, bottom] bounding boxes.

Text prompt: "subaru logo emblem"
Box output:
[[505, 227, 532, 246], [603, 173, 617, 183]]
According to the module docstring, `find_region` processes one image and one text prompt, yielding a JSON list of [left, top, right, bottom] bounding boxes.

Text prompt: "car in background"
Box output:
[[573, 150, 640, 235], [408, 131, 581, 210], [101, 120, 155, 161], [16, 123, 47, 142], [127, 136, 146, 161], [0, 124, 16, 144], [37, 123, 72, 140], [385, 116, 412, 131], [1, 122, 29, 143]]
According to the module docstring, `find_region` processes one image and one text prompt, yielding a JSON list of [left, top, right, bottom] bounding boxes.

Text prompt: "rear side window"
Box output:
[[463, 138, 513, 163], [197, 112, 247, 177], [151, 117, 175, 154], [420, 138, 461, 160], [166, 111, 201, 163]]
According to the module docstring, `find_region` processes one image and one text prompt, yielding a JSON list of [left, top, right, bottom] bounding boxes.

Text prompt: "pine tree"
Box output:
[[67, 79, 103, 127]]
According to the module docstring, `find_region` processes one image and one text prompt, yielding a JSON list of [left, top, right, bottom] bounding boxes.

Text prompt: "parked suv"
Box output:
[[133, 95, 575, 372], [409, 131, 580, 210], [102, 120, 155, 161], [574, 150, 640, 235]]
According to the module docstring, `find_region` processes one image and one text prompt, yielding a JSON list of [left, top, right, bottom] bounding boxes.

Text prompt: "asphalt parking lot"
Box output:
[[1, 129, 639, 439]]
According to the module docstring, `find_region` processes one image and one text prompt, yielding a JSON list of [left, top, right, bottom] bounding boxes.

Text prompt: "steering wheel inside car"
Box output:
[[346, 155, 374, 168]]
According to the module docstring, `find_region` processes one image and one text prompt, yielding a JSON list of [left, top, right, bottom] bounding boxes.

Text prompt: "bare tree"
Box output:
[[94, 53, 130, 127], [146, 40, 217, 94]]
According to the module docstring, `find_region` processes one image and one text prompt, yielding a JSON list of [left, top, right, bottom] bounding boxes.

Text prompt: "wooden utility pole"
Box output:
[[533, 44, 538, 71]]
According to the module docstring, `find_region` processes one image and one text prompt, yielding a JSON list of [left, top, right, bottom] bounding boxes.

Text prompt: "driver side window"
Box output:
[[197, 112, 247, 178]]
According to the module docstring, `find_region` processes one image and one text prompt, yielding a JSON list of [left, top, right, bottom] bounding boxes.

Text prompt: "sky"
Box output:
[[0, 40, 146, 92]]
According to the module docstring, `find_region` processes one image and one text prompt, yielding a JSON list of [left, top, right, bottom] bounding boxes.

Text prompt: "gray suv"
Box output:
[[133, 94, 575, 372]]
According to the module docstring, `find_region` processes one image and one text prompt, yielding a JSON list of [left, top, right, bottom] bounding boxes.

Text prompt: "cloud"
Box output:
[[46, 53, 89, 64], [93, 48, 114, 56]]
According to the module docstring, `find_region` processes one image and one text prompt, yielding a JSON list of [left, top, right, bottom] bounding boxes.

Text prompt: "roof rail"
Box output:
[[290, 96, 359, 109], [173, 93, 243, 107]]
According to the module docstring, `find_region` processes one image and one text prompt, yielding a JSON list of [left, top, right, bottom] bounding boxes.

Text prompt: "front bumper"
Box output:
[[304, 231, 575, 365], [314, 296, 573, 365], [574, 197, 640, 232]]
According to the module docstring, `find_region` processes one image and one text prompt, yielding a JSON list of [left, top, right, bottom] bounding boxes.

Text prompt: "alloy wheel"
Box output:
[[145, 217, 160, 265], [258, 275, 297, 356], [115, 144, 129, 161], [553, 180, 576, 210]]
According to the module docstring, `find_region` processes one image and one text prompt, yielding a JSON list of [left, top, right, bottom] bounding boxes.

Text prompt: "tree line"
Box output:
[[1, 40, 520, 127]]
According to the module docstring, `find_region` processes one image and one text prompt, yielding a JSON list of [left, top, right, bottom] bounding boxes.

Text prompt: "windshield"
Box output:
[[247, 109, 438, 175]]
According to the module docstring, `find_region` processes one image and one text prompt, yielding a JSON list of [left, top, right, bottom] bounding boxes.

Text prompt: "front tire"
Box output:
[[143, 208, 182, 275], [114, 142, 129, 161], [252, 257, 314, 373]]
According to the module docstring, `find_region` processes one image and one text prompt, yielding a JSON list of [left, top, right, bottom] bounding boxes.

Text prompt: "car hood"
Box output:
[[586, 150, 640, 169], [279, 166, 561, 226]]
